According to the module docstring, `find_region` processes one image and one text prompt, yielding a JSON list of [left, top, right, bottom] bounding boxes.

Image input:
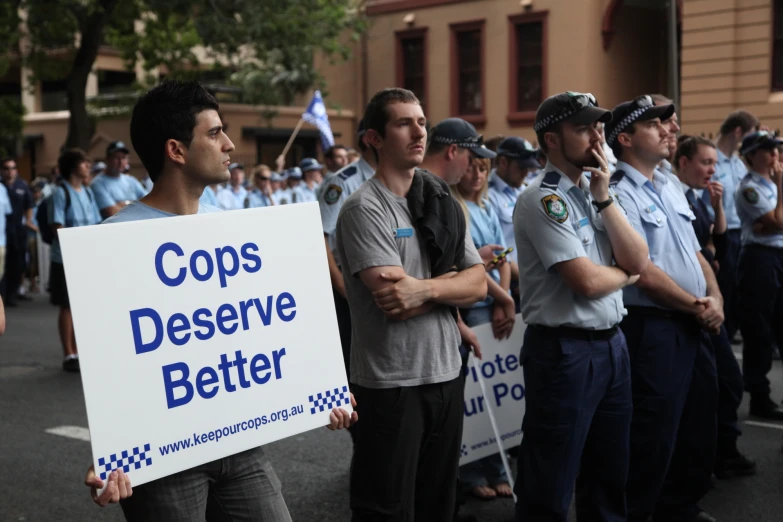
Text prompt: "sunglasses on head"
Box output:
[[564, 91, 598, 111]]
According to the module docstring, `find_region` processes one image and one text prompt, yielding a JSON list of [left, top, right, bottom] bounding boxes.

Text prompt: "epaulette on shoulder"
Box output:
[[540, 171, 560, 190], [338, 165, 358, 180], [610, 170, 625, 186]]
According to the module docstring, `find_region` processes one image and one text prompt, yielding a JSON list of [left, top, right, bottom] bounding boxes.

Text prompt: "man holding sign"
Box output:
[[336, 88, 487, 521], [80, 81, 356, 520], [513, 92, 648, 521]]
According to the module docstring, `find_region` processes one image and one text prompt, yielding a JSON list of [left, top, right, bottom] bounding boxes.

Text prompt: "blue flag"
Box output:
[[302, 90, 335, 151]]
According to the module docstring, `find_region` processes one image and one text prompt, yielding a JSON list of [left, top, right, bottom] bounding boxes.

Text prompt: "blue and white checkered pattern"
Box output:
[[533, 109, 576, 133], [606, 107, 650, 147], [308, 385, 350, 414], [97, 443, 152, 480]]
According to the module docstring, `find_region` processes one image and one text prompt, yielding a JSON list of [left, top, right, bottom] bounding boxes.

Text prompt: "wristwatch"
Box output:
[[591, 196, 614, 213]]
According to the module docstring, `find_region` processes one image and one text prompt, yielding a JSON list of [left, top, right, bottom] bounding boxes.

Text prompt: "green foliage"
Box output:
[[0, 97, 26, 157], [7, 0, 367, 147]]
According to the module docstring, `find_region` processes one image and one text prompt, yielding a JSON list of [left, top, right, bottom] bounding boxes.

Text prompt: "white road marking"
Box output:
[[744, 420, 783, 431], [45, 425, 91, 441], [733, 352, 742, 360]]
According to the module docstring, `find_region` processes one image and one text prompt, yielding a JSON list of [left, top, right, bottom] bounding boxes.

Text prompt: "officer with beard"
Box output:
[[513, 92, 648, 521]]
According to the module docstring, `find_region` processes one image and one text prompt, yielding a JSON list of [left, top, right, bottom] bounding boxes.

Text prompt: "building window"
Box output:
[[774, 1, 783, 91], [396, 28, 428, 113], [450, 20, 485, 126], [508, 11, 548, 125]]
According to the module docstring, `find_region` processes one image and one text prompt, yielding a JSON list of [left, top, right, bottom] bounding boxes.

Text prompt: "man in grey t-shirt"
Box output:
[[336, 88, 485, 521]]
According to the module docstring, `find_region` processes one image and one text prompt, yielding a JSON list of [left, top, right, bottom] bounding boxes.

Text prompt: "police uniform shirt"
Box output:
[[612, 161, 707, 308], [487, 169, 524, 264], [244, 188, 274, 208], [292, 183, 319, 204], [736, 171, 783, 248], [140, 176, 154, 193], [90, 173, 147, 210], [0, 183, 11, 248], [199, 186, 219, 207], [513, 162, 625, 330], [714, 149, 747, 231], [319, 157, 375, 253], [273, 188, 292, 206], [216, 186, 247, 211], [49, 183, 102, 264]]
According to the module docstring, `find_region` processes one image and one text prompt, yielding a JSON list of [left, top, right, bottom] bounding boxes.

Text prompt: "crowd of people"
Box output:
[[2, 78, 782, 522]]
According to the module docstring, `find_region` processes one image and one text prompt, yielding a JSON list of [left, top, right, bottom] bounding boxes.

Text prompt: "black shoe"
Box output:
[[5, 299, 18, 307], [16, 293, 32, 301], [715, 452, 757, 479], [62, 358, 80, 373], [691, 512, 717, 522], [749, 394, 783, 421]]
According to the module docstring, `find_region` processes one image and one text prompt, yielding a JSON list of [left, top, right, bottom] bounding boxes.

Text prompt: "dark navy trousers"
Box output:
[[737, 245, 783, 396], [514, 326, 632, 522], [712, 325, 743, 452], [621, 310, 717, 522], [717, 229, 742, 340]]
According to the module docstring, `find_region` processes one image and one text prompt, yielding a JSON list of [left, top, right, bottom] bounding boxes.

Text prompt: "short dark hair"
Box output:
[[1, 156, 16, 168], [58, 149, 89, 180], [610, 123, 638, 160], [425, 140, 449, 157], [324, 145, 347, 159], [536, 122, 562, 154], [674, 135, 715, 169], [719, 110, 759, 136], [130, 80, 219, 182], [363, 88, 420, 141]]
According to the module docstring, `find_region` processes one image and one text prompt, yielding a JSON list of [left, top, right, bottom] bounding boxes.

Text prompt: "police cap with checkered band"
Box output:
[[534, 92, 612, 135], [605, 95, 675, 147], [428, 118, 497, 159]]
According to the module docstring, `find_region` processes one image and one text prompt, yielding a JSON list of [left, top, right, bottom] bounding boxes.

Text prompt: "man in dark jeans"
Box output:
[[336, 88, 486, 521], [1, 157, 36, 305]]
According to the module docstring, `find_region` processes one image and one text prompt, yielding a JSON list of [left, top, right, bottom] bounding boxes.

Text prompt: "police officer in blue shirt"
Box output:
[[713, 111, 759, 341], [318, 121, 377, 419], [735, 130, 783, 421], [487, 137, 539, 266], [674, 135, 757, 479], [90, 141, 148, 219], [244, 166, 276, 208], [606, 95, 721, 522], [513, 92, 649, 522], [292, 158, 323, 204]]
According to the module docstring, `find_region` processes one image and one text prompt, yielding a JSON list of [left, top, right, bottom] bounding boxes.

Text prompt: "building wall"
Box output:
[[680, 0, 774, 137], [362, 0, 669, 144]]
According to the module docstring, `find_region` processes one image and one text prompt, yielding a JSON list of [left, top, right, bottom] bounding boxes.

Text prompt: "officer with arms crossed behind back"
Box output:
[[513, 91, 648, 522]]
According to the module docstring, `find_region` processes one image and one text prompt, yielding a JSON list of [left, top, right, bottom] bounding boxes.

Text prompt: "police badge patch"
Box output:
[[324, 184, 343, 205], [541, 194, 568, 223], [742, 187, 759, 204]]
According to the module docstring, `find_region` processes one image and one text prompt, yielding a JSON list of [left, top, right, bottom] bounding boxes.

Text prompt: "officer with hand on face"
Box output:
[[735, 130, 783, 421], [513, 91, 648, 522], [607, 95, 721, 522]]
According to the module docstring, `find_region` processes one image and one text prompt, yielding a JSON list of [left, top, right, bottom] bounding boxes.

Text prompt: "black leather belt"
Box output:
[[530, 324, 619, 341], [625, 306, 699, 328]]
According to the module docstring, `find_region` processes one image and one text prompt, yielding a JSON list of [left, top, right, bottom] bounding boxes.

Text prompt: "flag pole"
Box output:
[[280, 118, 306, 160]]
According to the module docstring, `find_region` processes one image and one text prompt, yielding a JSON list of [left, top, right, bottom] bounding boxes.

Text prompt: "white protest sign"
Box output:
[[59, 203, 350, 487], [459, 315, 526, 466]]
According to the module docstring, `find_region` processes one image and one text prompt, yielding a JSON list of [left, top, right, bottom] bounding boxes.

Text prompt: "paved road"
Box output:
[[2, 296, 782, 521]]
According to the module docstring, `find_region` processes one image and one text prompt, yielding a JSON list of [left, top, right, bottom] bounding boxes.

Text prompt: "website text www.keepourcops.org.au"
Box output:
[[159, 403, 305, 456]]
